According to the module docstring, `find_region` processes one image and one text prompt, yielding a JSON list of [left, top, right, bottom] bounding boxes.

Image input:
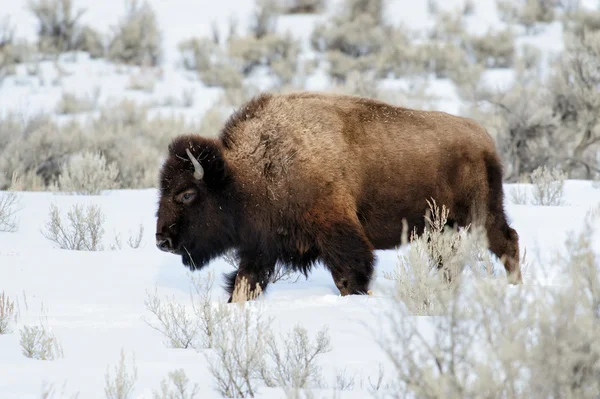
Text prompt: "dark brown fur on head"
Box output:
[[156, 91, 522, 302], [156, 135, 238, 269]]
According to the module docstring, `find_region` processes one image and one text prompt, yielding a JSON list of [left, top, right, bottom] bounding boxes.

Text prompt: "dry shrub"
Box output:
[[0, 17, 32, 84], [383, 200, 495, 315], [0, 291, 16, 334], [547, 30, 600, 179], [28, 0, 84, 53], [205, 281, 269, 398], [20, 307, 64, 361], [178, 37, 244, 88], [530, 165, 566, 206], [260, 325, 332, 390], [326, 70, 379, 99], [108, 0, 162, 66], [42, 203, 105, 250], [153, 369, 200, 399], [0, 99, 202, 191], [111, 223, 144, 250], [516, 43, 543, 71], [562, 8, 600, 38], [469, 28, 516, 68], [311, 0, 394, 82], [197, 104, 229, 138], [56, 91, 98, 114], [104, 348, 138, 399], [126, 69, 157, 92], [375, 210, 600, 398], [279, 0, 324, 14], [465, 70, 557, 181], [228, 32, 301, 85], [179, 2, 300, 89], [0, 191, 22, 232], [28, 0, 103, 56], [58, 151, 120, 194], [497, 0, 558, 32], [468, 29, 600, 180], [249, 0, 280, 40], [143, 287, 200, 349]]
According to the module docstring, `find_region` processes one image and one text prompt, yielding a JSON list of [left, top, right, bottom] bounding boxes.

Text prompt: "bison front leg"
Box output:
[[319, 220, 375, 296], [224, 250, 276, 303]]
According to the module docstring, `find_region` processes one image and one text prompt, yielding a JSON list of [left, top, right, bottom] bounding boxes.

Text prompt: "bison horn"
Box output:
[[185, 148, 204, 180]]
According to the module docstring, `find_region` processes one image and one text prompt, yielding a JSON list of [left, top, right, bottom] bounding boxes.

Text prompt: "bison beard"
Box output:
[[155, 91, 522, 302]]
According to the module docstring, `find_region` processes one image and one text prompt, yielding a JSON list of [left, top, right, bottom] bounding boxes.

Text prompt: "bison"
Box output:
[[155, 91, 521, 302]]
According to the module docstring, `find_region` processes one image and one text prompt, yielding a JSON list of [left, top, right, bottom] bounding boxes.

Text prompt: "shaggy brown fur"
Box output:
[[156, 91, 521, 301]]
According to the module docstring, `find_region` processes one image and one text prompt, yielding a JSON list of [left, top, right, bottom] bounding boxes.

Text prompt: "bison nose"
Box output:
[[156, 237, 173, 252]]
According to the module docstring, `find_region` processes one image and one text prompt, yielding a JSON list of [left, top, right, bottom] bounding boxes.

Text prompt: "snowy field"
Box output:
[[0, 182, 599, 398], [1, 0, 600, 397]]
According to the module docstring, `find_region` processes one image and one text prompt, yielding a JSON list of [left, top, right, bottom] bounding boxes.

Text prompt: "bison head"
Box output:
[[155, 135, 236, 270]]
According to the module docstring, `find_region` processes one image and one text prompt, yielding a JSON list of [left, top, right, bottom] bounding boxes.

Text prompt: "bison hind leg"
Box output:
[[317, 220, 375, 296]]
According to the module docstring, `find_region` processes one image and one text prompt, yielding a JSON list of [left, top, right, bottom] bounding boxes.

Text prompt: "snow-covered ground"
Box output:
[[2, 0, 600, 397], [1, 182, 599, 398]]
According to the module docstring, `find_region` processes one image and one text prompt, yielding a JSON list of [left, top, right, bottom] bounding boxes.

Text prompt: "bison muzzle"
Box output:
[[155, 91, 521, 302]]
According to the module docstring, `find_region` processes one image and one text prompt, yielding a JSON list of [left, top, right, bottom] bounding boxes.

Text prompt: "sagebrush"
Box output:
[[0, 191, 21, 232], [41, 203, 105, 250], [0, 291, 16, 334], [104, 348, 138, 399]]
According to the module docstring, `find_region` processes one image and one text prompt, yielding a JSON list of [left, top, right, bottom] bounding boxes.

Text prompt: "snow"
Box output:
[[1, 182, 599, 398], [1, 0, 600, 397]]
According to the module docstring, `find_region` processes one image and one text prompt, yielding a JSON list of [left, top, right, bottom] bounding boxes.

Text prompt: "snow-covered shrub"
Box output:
[[249, 0, 280, 40], [0, 17, 31, 84], [260, 325, 332, 390], [58, 151, 120, 195], [469, 28, 516, 68], [383, 200, 494, 315], [531, 165, 566, 206], [104, 349, 138, 399], [126, 69, 157, 92], [0, 113, 87, 189], [143, 288, 200, 349], [205, 282, 269, 398], [428, 9, 466, 42], [375, 212, 600, 398], [279, 0, 324, 14], [153, 369, 200, 399], [310, 0, 391, 82], [326, 70, 379, 99], [28, 0, 103, 56], [76, 25, 105, 58], [466, 71, 557, 181], [111, 223, 144, 250], [509, 183, 529, 205], [178, 37, 244, 88], [547, 30, 600, 179], [28, 0, 84, 53], [0, 191, 21, 232], [497, 0, 557, 32], [0, 291, 15, 334], [20, 324, 63, 360], [108, 0, 162, 66], [42, 203, 105, 251], [196, 104, 229, 138], [516, 43, 543, 71], [0, 99, 202, 191], [228, 32, 301, 84], [562, 8, 600, 38], [55, 91, 97, 114]]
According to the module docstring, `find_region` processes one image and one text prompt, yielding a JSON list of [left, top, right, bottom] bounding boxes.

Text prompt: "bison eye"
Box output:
[[176, 189, 197, 204]]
